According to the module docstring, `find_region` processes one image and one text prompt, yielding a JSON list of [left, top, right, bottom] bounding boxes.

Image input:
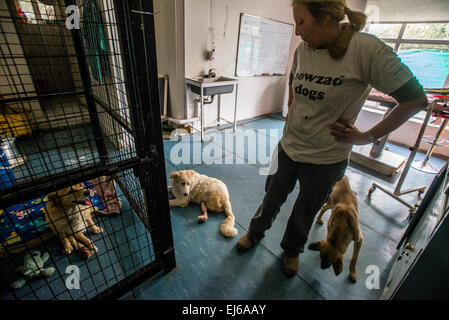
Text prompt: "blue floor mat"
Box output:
[[0, 183, 155, 300], [137, 115, 447, 300], [4, 115, 446, 300], [160, 163, 394, 300]]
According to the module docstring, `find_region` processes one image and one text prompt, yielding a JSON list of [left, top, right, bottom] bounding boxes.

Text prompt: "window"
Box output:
[[368, 23, 402, 39], [364, 22, 449, 121], [18, 0, 37, 24], [365, 22, 449, 89], [37, 1, 55, 21], [17, 0, 56, 24]]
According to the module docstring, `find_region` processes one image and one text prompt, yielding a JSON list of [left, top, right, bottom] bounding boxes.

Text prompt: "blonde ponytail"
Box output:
[[344, 7, 367, 31], [292, 1, 367, 31]]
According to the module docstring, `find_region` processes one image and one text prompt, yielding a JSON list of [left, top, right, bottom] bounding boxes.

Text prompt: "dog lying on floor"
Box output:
[[45, 183, 103, 258], [308, 175, 363, 282], [168, 170, 238, 237]]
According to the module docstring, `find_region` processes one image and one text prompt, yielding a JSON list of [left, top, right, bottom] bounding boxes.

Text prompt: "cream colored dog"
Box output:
[[308, 176, 363, 282], [168, 170, 238, 237]]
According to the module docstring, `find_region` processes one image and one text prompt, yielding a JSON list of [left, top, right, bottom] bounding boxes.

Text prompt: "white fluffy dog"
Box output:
[[168, 169, 238, 237]]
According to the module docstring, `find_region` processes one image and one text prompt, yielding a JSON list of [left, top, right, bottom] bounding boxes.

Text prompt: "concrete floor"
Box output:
[[131, 113, 446, 300]]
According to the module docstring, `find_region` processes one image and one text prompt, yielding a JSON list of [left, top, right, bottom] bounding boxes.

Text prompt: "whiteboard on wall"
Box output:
[[235, 14, 294, 77]]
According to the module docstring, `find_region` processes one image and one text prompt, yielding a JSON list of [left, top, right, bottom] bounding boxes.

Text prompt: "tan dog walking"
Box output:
[[308, 175, 363, 282]]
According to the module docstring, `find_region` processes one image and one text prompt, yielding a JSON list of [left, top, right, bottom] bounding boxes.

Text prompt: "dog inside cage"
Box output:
[[1, 0, 173, 300], [1, 174, 158, 299], [45, 182, 105, 258]]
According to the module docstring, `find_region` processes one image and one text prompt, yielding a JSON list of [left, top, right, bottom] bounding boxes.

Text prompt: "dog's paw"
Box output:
[[316, 218, 324, 225], [63, 243, 73, 255], [227, 228, 238, 237], [349, 273, 357, 283], [92, 226, 103, 234], [198, 215, 208, 223]]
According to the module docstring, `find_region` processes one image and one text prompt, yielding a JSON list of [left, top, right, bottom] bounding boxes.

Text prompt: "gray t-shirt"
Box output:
[[281, 31, 414, 164]]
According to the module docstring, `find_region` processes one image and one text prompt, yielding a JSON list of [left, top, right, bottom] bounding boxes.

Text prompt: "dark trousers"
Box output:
[[247, 143, 348, 257]]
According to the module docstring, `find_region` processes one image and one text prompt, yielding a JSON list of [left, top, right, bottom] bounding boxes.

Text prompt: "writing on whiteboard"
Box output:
[[236, 14, 293, 76]]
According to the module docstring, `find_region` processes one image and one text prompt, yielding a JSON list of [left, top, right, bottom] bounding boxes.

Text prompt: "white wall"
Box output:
[[0, 0, 43, 123], [184, 0, 301, 124], [154, 0, 185, 119], [365, 0, 449, 22], [346, 0, 367, 12]]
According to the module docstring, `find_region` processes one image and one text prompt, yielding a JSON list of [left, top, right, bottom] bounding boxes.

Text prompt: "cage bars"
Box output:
[[1, 0, 175, 300]]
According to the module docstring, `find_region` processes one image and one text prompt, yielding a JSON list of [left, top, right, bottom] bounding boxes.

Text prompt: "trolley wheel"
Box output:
[[418, 190, 425, 198], [408, 207, 417, 217], [368, 185, 376, 196]]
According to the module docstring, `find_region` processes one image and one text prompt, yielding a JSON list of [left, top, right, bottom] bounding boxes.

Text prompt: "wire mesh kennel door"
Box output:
[[0, 0, 175, 300], [65, 0, 177, 299]]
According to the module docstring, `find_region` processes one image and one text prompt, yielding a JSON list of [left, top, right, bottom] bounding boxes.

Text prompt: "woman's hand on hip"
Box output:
[[330, 119, 370, 145]]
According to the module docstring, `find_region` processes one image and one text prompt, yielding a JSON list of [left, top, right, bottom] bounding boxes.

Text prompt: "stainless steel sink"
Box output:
[[200, 76, 236, 83], [191, 84, 234, 96], [184, 76, 239, 142], [187, 76, 237, 96]]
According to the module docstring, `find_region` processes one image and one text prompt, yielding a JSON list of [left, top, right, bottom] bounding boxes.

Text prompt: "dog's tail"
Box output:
[[219, 201, 238, 237]]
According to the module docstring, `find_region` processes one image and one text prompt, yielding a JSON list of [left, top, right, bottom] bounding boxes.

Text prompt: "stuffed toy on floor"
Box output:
[[11, 250, 56, 290]]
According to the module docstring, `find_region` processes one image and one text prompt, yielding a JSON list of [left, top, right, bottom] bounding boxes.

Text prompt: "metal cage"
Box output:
[[0, 0, 175, 299]]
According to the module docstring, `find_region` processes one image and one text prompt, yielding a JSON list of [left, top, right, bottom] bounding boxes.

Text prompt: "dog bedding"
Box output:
[[0, 181, 105, 258]]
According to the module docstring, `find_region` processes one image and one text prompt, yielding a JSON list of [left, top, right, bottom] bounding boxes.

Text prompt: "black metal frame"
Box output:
[[0, 0, 175, 300], [115, 0, 175, 274]]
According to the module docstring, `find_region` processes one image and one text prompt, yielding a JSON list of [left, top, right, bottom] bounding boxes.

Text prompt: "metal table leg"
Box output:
[[368, 98, 448, 216], [233, 83, 238, 134], [217, 93, 221, 127], [369, 108, 393, 158], [200, 88, 204, 142], [412, 118, 449, 173]]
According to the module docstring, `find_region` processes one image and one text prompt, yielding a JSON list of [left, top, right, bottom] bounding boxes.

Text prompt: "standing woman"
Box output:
[[236, 0, 428, 276]]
